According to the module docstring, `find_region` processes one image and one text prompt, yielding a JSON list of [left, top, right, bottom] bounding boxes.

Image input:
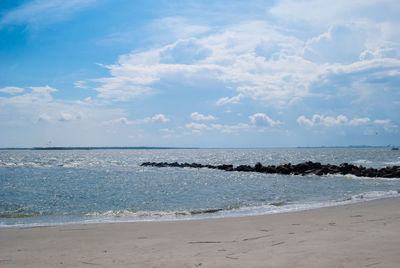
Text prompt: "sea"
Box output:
[[1, 148, 400, 228]]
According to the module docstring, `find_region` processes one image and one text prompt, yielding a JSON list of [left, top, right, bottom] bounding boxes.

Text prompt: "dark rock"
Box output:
[[265, 166, 277, 173], [292, 163, 309, 174], [254, 162, 265, 172], [190, 163, 203, 168], [216, 164, 234, 171], [235, 165, 254, 172], [276, 165, 291, 174], [139, 161, 400, 178]]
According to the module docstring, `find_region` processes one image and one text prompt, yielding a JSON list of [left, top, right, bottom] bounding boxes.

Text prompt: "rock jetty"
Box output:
[[141, 161, 400, 178]]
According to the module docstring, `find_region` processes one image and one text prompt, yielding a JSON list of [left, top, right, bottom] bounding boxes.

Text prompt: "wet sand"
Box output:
[[1, 197, 400, 267]]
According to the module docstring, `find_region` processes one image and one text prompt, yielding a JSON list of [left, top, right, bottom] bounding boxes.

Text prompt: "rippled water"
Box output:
[[1, 148, 400, 227]]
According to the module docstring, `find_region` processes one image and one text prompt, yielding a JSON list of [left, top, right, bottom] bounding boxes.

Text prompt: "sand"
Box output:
[[1, 197, 400, 268]]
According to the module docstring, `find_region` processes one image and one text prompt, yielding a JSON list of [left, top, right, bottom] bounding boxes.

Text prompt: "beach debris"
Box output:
[[140, 161, 400, 178], [270, 201, 286, 207]]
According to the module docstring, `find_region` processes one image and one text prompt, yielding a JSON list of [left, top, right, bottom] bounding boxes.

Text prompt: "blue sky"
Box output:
[[1, 0, 399, 148]]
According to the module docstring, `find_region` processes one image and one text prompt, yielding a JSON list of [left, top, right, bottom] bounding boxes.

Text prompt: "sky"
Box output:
[[0, 0, 399, 148]]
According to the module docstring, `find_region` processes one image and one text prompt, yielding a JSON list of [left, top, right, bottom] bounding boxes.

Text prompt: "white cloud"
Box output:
[[318, 114, 347, 127], [249, 113, 282, 127], [297, 114, 374, 127], [146, 17, 210, 42], [0, 85, 128, 130], [103, 114, 169, 125], [185, 122, 249, 134], [59, 112, 83, 122], [93, 20, 315, 102], [269, 0, 400, 26], [151, 114, 169, 123], [74, 81, 88, 89], [210, 123, 249, 133], [0, 0, 100, 29], [190, 112, 216, 121], [0, 86, 57, 105], [0, 87, 24, 94], [94, 76, 153, 101], [94, 13, 400, 107], [185, 122, 210, 130], [304, 24, 368, 64], [38, 113, 51, 122], [348, 117, 371, 126], [296, 116, 314, 127], [216, 95, 243, 105], [373, 119, 391, 125], [103, 117, 135, 125]]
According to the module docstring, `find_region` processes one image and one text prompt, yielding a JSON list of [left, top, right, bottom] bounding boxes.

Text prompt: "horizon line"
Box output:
[[0, 145, 397, 150]]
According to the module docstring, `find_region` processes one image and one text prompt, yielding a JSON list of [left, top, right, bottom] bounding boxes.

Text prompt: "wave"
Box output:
[[85, 207, 225, 218], [325, 173, 400, 180], [64, 190, 400, 223], [350, 190, 399, 200], [0, 159, 128, 168], [385, 161, 400, 166], [1, 190, 399, 228], [353, 159, 373, 164]]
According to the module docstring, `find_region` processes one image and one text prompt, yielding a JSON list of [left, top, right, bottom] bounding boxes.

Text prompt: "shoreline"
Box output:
[[1, 197, 400, 267], [2, 190, 399, 229]]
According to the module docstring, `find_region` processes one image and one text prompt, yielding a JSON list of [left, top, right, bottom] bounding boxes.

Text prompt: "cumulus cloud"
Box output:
[[249, 113, 282, 127], [93, 7, 400, 109], [269, 0, 400, 26], [348, 117, 371, 126], [59, 112, 83, 122], [0, 87, 24, 94], [103, 117, 136, 125], [103, 117, 149, 125], [297, 114, 375, 127], [0, 86, 57, 105], [210, 123, 250, 133], [0, 85, 128, 131], [151, 114, 169, 123], [190, 112, 216, 121], [93, 20, 314, 102], [103, 114, 169, 125], [185, 122, 210, 130], [297, 114, 345, 127], [374, 119, 391, 125], [304, 24, 367, 64], [185, 122, 249, 134]]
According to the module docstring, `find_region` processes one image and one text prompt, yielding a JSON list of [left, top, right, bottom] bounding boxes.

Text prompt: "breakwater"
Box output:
[[141, 161, 400, 178]]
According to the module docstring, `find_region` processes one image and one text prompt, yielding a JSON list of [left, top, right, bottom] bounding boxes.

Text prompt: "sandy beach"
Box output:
[[1, 197, 400, 268]]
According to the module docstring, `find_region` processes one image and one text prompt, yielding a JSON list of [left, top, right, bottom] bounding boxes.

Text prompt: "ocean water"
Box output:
[[1, 148, 400, 227]]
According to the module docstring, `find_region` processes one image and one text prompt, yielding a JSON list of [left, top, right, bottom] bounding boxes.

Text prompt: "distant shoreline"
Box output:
[[0, 145, 397, 150]]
